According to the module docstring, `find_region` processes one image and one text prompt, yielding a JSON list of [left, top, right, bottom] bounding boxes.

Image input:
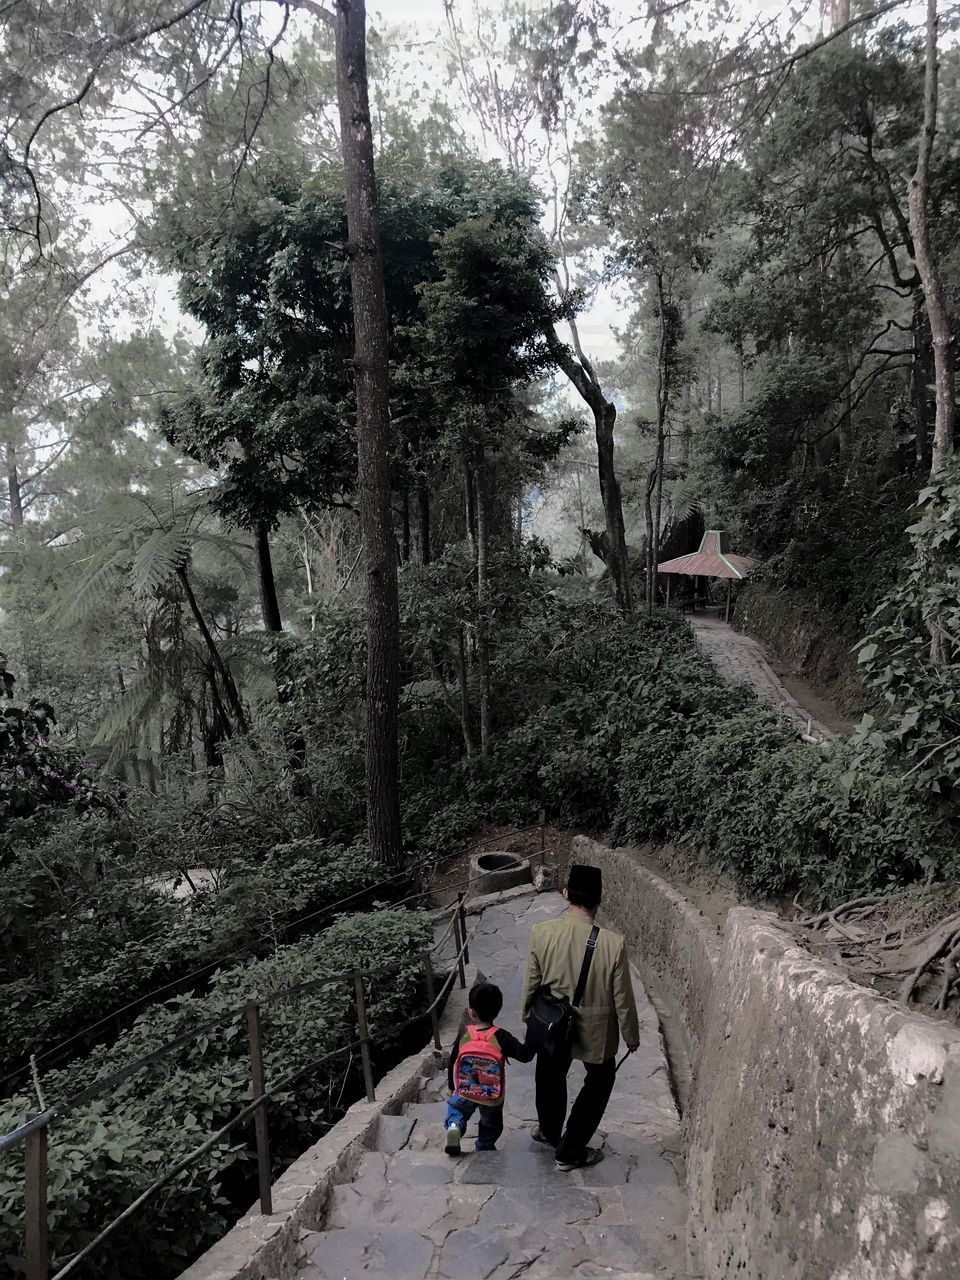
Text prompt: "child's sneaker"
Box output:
[[444, 1123, 462, 1157]]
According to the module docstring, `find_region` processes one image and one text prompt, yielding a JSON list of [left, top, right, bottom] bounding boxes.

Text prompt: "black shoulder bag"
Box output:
[[525, 925, 599, 1056]]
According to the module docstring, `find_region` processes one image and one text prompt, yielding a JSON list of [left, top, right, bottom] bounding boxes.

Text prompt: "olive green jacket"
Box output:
[[520, 913, 640, 1064]]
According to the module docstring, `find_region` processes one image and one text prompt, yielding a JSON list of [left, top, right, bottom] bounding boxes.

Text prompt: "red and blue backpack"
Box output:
[[453, 1026, 505, 1104]]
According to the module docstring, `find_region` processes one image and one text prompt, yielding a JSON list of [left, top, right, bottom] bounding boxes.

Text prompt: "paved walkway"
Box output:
[[295, 893, 685, 1279], [688, 614, 835, 742]]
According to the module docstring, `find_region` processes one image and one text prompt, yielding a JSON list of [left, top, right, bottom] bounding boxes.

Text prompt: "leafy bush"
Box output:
[[0, 653, 118, 841], [857, 462, 960, 794], [0, 907, 432, 1280], [450, 594, 954, 904], [0, 839, 384, 1081], [605, 629, 953, 902]]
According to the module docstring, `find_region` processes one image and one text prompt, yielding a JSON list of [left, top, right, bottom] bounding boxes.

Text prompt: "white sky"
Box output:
[[86, 0, 932, 362], [359, 0, 922, 360]]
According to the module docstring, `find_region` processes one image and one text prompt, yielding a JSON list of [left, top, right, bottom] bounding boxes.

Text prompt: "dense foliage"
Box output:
[[0, 906, 432, 1279], [461, 599, 952, 904], [2, 2, 960, 1276], [856, 459, 960, 795]]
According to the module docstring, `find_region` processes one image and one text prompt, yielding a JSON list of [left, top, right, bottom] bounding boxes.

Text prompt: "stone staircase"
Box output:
[[292, 893, 686, 1280]]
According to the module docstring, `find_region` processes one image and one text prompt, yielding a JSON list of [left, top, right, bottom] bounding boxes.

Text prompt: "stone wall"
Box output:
[[685, 909, 960, 1280], [569, 838, 960, 1278]]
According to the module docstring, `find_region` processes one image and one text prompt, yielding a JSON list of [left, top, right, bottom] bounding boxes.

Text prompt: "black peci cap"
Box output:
[[566, 863, 602, 903]]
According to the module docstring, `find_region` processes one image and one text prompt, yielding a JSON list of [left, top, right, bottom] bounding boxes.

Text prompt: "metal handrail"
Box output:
[[5, 831, 549, 1135], [1, 896, 468, 1149], [0, 1111, 54, 1157], [2, 823, 545, 1091], [35, 914, 479, 1280]]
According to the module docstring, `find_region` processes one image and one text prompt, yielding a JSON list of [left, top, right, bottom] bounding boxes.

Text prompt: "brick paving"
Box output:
[[294, 893, 685, 1279]]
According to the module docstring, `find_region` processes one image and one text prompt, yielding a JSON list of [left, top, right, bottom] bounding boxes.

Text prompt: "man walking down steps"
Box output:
[[295, 888, 684, 1279], [522, 864, 641, 1171]]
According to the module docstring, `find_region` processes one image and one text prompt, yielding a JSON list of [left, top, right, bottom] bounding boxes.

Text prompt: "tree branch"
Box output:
[[21, 0, 214, 245], [643, 1, 912, 98]]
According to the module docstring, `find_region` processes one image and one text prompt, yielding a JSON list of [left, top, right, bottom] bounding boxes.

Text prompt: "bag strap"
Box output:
[[572, 925, 600, 1009]]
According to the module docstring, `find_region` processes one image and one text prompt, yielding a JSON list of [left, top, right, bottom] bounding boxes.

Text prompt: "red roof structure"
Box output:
[[657, 529, 754, 581]]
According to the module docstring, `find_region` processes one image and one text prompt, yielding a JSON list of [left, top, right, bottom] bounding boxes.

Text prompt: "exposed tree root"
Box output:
[[799, 894, 960, 1013]]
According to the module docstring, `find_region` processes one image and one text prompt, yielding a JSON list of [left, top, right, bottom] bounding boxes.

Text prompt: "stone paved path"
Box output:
[[688, 614, 835, 742], [295, 892, 685, 1279]]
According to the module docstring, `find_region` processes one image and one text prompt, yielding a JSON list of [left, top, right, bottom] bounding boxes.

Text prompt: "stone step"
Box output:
[[370, 1113, 416, 1153], [300, 1226, 434, 1279], [290, 892, 684, 1280]]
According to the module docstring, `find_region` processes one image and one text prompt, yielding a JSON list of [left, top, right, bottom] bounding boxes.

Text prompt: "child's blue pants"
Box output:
[[446, 1093, 503, 1150]]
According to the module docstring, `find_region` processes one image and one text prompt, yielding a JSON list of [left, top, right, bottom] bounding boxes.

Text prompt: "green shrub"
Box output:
[[0, 840, 385, 1080], [608, 636, 952, 902], [0, 907, 432, 1280]]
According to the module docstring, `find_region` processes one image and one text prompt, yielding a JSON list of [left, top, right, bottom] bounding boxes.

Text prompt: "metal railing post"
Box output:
[[245, 1002, 273, 1216], [452, 913, 467, 990], [25, 1117, 48, 1280], [353, 970, 376, 1103], [457, 894, 469, 965], [422, 952, 442, 1051]]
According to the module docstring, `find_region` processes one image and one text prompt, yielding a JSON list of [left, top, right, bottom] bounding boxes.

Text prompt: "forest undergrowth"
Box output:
[[3, 568, 958, 1277]]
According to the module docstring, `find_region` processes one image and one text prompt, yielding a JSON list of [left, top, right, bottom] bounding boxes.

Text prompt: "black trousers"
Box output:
[[535, 1047, 616, 1162]]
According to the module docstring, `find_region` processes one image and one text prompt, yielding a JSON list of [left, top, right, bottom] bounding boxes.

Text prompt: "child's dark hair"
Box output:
[[469, 981, 503, 1022]]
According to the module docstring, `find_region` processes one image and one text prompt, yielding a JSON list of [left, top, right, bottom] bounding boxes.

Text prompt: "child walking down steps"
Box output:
[[445, 981, 535, 1155]]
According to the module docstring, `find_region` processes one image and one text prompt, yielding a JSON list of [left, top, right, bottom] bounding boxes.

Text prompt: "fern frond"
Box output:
[[131, 526, 192, 599], [49, 548, 130, 629], [668, 477, 704, 523], [94, 669, 167, 759]]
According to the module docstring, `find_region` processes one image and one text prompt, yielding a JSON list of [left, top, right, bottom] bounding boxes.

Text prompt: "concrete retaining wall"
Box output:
[[570, 837, 960, 1278], [739, 584, 862, 713], [686, 909, 960, 1280]]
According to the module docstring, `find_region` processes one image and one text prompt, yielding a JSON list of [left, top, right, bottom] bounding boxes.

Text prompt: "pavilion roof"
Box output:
[[657, 529, 754, 581]]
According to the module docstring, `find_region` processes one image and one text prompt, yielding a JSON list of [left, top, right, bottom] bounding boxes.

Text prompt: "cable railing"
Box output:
[[1, 821, 549, 1093], [3, 893, 479, 1280]]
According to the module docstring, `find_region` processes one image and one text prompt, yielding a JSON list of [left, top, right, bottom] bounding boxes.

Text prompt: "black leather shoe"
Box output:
[[556, 1147, 604, 1172]]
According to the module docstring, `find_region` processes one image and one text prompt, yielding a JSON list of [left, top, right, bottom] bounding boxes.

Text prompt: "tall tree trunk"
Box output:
[[546, 325, 633, 616], [116, 663, 144, 788], [574, 464, 587, 563], [908, 0, 956, 478], [646, 275, 670, 611], [456, 625, 476, 756], [911, 291, 930, 470], [463, 462, 477, 551], [418, 484, 431, 564], [176, 566, 248, 735], [400, 485, 411, 563], [654, 441, 666, 599], [334, 0, 402, 867], [643, 467, 656, 613], [5, 443, 24, 530], [300, 527, 315, 597], [475, 462, 491, 756], [255, 522, 283, 632]]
